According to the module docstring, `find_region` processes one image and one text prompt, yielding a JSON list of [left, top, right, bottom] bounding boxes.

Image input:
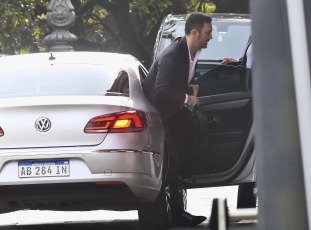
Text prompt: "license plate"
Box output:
[[18, 160, 70, 178]]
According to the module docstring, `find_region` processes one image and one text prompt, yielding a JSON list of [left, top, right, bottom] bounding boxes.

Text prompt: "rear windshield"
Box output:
[[158, 19, 251, 61], [0, 64, 130, 98]]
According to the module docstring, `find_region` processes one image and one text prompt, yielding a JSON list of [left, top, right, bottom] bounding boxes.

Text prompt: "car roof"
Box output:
[[0, 52, 140, 69], [163, 13, 251, 23]]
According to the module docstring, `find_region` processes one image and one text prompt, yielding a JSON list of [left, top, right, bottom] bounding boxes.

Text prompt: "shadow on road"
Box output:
[[0, 220, 256, 230], [0, 221, 140, 230]]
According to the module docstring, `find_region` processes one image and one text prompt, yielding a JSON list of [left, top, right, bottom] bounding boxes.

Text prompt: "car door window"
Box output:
[[0, 64, 123, 98], [139, 65, 148, 81], [195, 64, 251, 97], [107, 70, 130, 95], [157, 20, 251, 61]]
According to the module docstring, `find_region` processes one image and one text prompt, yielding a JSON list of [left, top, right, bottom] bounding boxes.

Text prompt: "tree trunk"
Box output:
[[112, 0, 151, 65], [70, 0, 84, 38], [171, 0, 188, 14]]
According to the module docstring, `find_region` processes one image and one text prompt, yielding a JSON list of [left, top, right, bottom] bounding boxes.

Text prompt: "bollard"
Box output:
[[209, 198, 229, 230]]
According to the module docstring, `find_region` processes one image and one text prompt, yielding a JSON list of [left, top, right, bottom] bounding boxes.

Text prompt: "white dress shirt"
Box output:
[[246, 43, 252, 68], [185, 42, 202, 103]]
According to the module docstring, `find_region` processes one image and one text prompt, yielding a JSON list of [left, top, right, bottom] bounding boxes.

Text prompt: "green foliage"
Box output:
[[195, 1, 216, 13], [0, 0, 50, 54], [0, 0, 247, 56], [0, 0, 196, 55], [130, 0, 174, 36], [187, 0, 216, 13], [82, 4, 108, 44]]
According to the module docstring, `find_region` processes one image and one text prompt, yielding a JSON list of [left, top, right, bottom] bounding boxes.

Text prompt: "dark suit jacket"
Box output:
[[142, 36, 193, 121]]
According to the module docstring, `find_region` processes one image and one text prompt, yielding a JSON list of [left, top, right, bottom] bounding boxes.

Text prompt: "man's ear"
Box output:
[[191, 28, 199, 38]]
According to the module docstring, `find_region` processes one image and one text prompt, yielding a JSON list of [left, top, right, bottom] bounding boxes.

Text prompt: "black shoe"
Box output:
[[172, 211, 207, 227]]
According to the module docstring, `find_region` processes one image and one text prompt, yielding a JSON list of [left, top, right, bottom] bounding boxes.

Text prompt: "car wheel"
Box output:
[[138, 182, 171, 230], [237, 182, 257, 208], [138, 153, 171, 230]]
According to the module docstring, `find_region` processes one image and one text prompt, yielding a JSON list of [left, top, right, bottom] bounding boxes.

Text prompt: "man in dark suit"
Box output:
[[142, 12, 213, 227]]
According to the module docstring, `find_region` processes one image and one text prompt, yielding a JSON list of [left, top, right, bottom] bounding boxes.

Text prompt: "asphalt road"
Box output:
[[0, 221, 256, 230], [0, 186, 257, 230], [0, 220, 256, 230]]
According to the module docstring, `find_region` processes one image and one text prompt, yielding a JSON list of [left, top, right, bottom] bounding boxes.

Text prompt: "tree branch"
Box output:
[[75, 0, 97, 16], [199, 0, 204, 10], [74, 0, 114, 17], [191, 0, 201, 11], [93, 0, 115, 13], [88, 13, 122, 43]]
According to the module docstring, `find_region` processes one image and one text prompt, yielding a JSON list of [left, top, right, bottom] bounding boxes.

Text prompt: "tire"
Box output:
[[237, 182, 257, 208], [138, 151, 171, 230], [138, 182, 171, 230]]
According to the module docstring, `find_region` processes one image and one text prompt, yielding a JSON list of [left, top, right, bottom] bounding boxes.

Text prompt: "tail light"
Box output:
[[84, 111, 146, 133], [0, 127, 3, 137]]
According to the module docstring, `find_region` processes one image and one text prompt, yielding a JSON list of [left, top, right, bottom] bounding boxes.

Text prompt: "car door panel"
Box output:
[[183, 65, 253, 180], [196, 92, 252, 173]]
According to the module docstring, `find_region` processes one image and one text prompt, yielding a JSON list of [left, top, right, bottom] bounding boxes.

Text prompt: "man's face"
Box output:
[[197, 23, 213, 49]]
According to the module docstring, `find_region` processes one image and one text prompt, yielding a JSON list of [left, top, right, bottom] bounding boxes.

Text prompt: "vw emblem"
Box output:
[[35, 117, 51, 132]]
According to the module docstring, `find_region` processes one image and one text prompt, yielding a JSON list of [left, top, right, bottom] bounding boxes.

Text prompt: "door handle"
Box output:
[[208, 115, 221, 124]]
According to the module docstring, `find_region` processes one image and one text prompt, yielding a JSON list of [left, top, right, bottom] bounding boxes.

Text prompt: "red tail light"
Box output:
[[0, 127, 3, 137], [84, 111, 146, 133]]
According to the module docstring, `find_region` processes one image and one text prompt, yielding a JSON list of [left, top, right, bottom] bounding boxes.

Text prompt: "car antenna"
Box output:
[[49, 52, 56, 61]]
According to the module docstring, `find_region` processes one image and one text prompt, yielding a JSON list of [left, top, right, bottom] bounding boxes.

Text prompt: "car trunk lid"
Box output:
[[0, 95, 130, 149]]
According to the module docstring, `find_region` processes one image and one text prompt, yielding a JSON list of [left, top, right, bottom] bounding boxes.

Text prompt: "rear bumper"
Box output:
[[0, 149, 163, 210], [0, 182, 145, 211]]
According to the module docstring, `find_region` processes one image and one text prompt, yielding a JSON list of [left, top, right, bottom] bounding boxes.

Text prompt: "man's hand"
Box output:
[[219, 57, 238, 65], [187, 95, 199, 108], [188, 84, 199, 96]]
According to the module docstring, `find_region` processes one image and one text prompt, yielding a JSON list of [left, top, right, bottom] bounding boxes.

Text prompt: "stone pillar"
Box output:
[[44, 0, 78, 52]]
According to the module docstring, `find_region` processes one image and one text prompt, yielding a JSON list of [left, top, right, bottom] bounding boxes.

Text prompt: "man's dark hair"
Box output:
[[185, 12, 212, 35]]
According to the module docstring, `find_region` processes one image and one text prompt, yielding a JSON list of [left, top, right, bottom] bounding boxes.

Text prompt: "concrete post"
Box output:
[[251, 0, 309, 229], [44, 0, 78, 52]]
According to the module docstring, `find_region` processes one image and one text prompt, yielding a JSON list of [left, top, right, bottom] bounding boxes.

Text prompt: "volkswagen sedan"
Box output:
[[0, 52, 168, 229]]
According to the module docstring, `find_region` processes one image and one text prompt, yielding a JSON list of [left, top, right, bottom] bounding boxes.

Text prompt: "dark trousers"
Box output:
[[164, 114, 187, 216]]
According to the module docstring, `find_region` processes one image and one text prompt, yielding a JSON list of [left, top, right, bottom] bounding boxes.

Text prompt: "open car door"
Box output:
[[180, 64, 255, 188]]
